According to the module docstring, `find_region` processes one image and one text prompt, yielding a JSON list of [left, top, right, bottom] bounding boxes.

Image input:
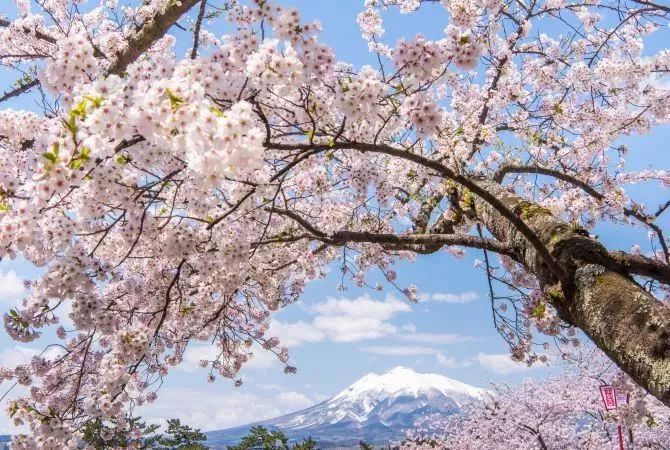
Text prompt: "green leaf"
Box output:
[[531, 303, 546, 319], [69, 147, 91, 169], [65, 116, 79, 135], [42, 152, 58, 163], [84, 95, 104, 108], [165, 88, 184, 112], [209, 106, 225, 118]]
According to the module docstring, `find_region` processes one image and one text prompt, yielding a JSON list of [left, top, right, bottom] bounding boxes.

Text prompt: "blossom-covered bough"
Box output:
[[401, 347, 670, 449], [0, 0, 669, 446]]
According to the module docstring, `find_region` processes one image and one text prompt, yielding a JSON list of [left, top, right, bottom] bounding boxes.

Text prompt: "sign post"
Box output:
[[600, 385, 624, 450]]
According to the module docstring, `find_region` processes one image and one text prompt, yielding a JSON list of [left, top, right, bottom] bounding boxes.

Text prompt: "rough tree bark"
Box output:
[[476, 179, 670, 405], [267, 142, 670, 405]]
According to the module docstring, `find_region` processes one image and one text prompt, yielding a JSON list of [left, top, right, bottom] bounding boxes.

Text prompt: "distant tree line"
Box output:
[[81, 418, 386, 449], [82, 417, 207, 449]]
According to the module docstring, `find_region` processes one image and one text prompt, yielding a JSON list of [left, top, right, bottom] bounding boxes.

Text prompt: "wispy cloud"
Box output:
[[267, 320, 325, 347], [0, 271, 25, 305], [268, 294, 411, 346], [140, 387, 314, 431], [476, 353, 539, 374], [424, 291, 479, 304], [399, 332, 477, 345], [311, 294, 411, 319], [181, 344, 280, 373], [649, 73, 670, 91], [360, 345, 439, 356], [0, 345, 65, 368], [436, 353, 474, 368]]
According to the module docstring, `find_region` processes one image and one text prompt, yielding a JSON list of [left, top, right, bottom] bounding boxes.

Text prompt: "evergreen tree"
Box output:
[[157, 418, 208, 449], [292, 437, 318, 450], [81, 417, 162, 449], [228, 426, 318, 450], [227, 426, 289, 450]]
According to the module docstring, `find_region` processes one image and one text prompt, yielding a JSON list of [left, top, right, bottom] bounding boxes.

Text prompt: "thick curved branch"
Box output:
[[475, 178, 670, 406], [107, 0, 200, 75], [0, 18, 57, 44], [267, 141, 567, 283], [495, 164, 670, 262], [610, 251, 670, 285], [269, 207, 518, 258], [330, 230, 517, 257]]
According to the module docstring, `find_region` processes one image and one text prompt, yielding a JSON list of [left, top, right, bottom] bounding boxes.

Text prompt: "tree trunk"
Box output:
[[476, 179, 670, 405]]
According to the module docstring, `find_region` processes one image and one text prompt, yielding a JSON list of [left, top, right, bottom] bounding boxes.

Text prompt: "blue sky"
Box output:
[[0, 0, 669, 433]]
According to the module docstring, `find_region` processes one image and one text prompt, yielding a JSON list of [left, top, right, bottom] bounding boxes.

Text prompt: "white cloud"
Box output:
[[276, 391, 313, 410], [267, 320, 325, 347], [244, 349, 283, 371], [139, 387, 315, 431], [311, 294, 411, 319], [360, 345, 439, 356], [399, 332, 476, 345], [0, 346, 39, 367], [477, 353, 536, 374], [436, 353, 473, 369], [181, 344, 279, 373], [428, 291, 479, 304], [401, 323, 417, 333], [649, 74, 670, 91], [0, 345, 65, 368], [312, 315, 396, 342], [269, 294, 411, 346], [0, 271, 25, 305]]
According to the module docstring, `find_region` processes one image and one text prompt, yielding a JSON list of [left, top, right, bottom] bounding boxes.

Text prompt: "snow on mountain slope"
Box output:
[[276, 366, 484, 427], [205, 366, 484, 448], [331, 365, 484, 408]]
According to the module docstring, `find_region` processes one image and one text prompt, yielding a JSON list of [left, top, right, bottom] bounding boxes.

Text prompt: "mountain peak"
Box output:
[[207, 367, 484, 448], [334, 366, 484, 402]]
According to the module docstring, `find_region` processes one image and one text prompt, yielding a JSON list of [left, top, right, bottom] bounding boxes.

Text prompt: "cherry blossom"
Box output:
[[0, 0, 668, 447]]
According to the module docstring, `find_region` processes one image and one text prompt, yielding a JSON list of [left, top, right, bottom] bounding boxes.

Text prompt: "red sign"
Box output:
[[600, 385, 618, 411], [599, 386, 625, 450]]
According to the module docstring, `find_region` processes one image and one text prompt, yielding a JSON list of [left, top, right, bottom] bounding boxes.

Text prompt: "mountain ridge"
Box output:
[[205, 366, 483, 449]]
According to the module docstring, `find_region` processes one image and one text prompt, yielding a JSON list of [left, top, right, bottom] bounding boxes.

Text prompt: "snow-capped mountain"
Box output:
[[205, 366, 484, 448]]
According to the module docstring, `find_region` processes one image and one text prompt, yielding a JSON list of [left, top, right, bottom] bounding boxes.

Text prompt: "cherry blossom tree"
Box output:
[[401, 347, 670, 449], [0, 0, 669, 446]]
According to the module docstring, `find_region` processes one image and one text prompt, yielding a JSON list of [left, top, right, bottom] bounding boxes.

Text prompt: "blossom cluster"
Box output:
[[0, 0, 668, 447]]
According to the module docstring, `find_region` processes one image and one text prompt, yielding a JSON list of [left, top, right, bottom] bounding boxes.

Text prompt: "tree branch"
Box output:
[[495, 164, 670, 262], [0, 79, 38, 103], [269, 207, 518, 258], [267, 141, 568, 284], [610, 251, 670, 285], [0, 18, 57, 44], [107, 0, 201, 75], [190, 0, 208, 59]]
